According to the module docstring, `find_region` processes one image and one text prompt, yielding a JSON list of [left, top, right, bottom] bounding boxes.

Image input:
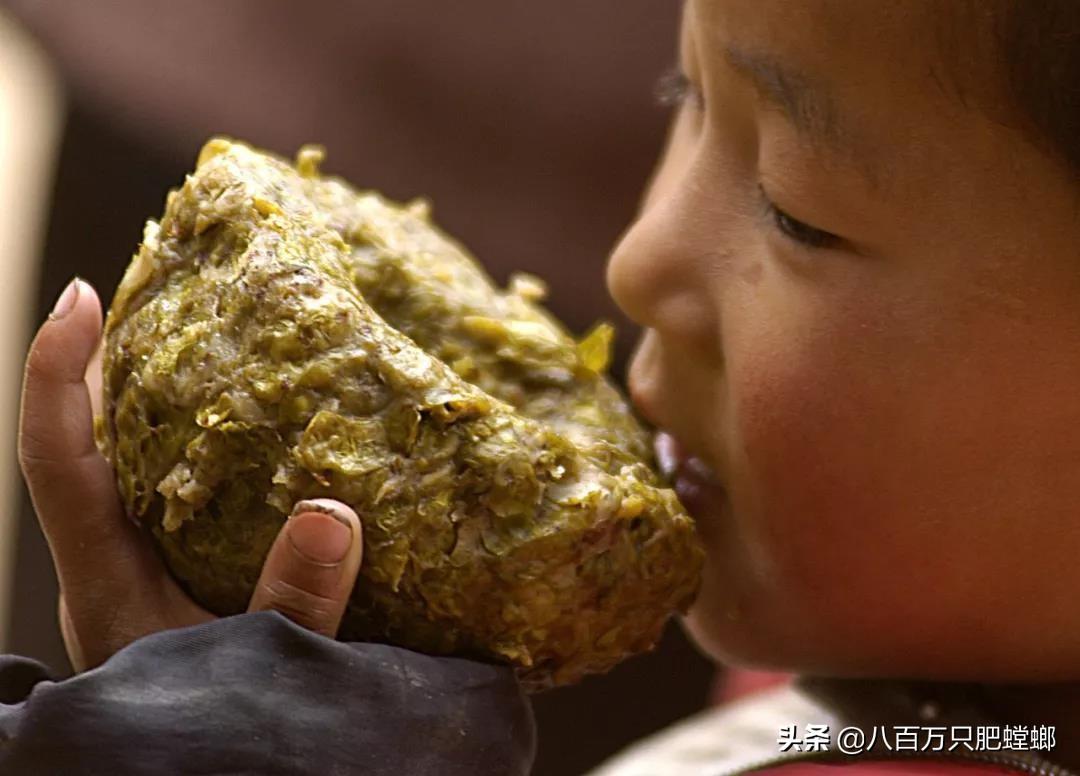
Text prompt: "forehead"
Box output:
[[686, 0, 1006, 190], [688, 0, 1006, 120], [691, 0, 938, 68]]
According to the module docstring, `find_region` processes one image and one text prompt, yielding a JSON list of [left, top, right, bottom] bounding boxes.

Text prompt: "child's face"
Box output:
[[609, 0, 1080, 680]]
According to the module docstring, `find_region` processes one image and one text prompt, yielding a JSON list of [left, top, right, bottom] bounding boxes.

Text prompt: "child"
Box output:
[[595, 0, 1080, 771], [13, 0, 1080, 773]]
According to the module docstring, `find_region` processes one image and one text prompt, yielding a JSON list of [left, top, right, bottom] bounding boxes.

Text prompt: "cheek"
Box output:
[[701, 295, 1080, 675], [704, 303, 973, 666], [731, 330, 888, 589]]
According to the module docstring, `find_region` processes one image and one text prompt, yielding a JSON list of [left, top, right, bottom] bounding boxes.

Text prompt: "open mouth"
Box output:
[[655, 432, 727, 522]]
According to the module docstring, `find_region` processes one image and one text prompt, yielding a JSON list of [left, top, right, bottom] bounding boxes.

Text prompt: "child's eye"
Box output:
[[655, 67, 704, 110], [760, 187, 838, 249]]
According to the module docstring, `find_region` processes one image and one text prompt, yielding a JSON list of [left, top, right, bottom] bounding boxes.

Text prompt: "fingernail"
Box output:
[[49, 277, 82, 321], [288, 503, 353, 564], [290, 498, 352, 526]]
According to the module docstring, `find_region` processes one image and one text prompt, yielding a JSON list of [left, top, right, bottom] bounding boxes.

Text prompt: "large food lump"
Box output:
[[97, 138, 703, 690]]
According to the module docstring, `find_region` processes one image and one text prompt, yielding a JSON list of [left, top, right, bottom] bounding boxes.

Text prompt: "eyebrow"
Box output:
[[723, 44, 871, 175]]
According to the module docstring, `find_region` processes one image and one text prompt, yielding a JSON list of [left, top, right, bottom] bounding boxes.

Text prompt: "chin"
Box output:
[[678, 589, 778, 670], [677, 579, 825, 674], [678, 608, 731, 662]]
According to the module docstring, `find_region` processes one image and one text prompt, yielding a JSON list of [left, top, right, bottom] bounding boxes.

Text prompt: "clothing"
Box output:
[[588, 678, 1073, 776], [0, 611, 535, 775], [0, 611, 1073, 776]]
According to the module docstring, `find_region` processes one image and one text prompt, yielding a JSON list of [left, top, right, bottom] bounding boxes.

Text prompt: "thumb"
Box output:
[[248, 499, 364, 638], [19, 279, 149, 593]]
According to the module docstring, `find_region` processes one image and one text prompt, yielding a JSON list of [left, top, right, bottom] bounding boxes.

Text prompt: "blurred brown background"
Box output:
[[0, 3, 713, 773]]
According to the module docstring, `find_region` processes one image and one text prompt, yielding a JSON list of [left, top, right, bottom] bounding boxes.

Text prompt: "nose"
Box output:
[[606, 180, 721, 354]]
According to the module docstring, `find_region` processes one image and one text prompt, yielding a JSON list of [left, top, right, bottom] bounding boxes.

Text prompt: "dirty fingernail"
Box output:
[[290, 498, 353, 525], [49, 278, 82, 321], [288, 511, 352, 564]]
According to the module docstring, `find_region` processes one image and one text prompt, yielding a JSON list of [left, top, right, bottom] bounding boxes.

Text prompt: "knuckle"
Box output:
[[17, 443, 64, 488], [18, 406, 96, 481], [23, 338, 76, 390], [18, 412, 55, 466], [23, 343, 55, 385], [257, 579, 339, 634], [19, 444, 111, 507]]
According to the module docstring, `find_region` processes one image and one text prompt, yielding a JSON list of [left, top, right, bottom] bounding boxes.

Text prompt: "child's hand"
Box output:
[[18, 279, 365, 672]]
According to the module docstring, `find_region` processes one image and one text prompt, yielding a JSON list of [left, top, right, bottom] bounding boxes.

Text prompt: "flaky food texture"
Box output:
[[97, 138, 703, 690]]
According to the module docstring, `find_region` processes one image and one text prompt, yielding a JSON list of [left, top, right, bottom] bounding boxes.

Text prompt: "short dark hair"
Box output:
[[998, 0, 1080, 176]]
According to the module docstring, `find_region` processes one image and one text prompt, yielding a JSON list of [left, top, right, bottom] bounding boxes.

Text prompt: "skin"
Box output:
[[19, 279, 366, 670], [607, 0, 1080, 747]]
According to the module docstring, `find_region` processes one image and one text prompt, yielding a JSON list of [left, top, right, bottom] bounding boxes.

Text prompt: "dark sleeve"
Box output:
[[0, 611, 535, 776]]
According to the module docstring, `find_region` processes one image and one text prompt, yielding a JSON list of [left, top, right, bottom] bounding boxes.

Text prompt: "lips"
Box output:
[[628, 333, 727, 522], [655, 432, 727, 523]]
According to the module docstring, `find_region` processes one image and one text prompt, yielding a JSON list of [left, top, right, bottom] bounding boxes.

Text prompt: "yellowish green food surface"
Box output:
[[97, 138, 703, 690]]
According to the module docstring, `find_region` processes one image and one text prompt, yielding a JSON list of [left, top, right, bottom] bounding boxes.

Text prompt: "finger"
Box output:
[[248, 499, 363, 638], [57, 595, 87, 673], [24, 281, 212, 672], [19, 279, 146, 591], [86, 334, 105, 419]]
